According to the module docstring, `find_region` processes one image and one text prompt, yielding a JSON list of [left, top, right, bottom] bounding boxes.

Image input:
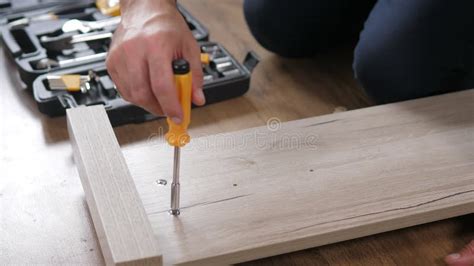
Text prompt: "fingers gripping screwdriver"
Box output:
[[167, 59, 192, 216]]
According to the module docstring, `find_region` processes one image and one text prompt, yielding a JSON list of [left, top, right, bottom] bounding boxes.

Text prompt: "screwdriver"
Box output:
[[166, 59, 193, 216]]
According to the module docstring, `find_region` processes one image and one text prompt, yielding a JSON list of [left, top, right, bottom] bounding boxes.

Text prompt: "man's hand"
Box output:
[[106, 0, 205, 123], [445, 240, 474, 266]]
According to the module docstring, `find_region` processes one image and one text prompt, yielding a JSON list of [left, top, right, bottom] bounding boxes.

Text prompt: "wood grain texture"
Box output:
[[67, 106, 162, 266], [122, 90, 474, 265]]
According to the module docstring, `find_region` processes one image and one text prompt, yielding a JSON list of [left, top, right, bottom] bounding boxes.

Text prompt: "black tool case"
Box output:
[[32, 42, 260, 126], [1, 2, 209, 88]]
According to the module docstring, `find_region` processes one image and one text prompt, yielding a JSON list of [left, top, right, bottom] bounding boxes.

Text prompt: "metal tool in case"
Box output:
[[40, 31, 113, 52], [36, 52, 108, 70], [62, 16, 121, 33], [47, 75, 89, 93]]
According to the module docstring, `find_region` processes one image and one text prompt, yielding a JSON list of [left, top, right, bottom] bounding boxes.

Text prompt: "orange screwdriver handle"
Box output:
[[165, 59, 192, 147]]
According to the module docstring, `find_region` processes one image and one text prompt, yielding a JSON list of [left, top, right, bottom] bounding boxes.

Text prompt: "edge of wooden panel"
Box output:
[[67, 105, 162, 266]]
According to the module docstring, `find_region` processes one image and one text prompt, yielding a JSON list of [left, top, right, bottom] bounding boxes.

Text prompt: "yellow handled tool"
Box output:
[[96, 0, 121, 17], [47, 74, 90, 93], [166, 59, 192, 216]]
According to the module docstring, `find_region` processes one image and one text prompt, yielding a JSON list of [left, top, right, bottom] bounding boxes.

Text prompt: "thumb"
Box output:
[[445, 240, 474, 266]]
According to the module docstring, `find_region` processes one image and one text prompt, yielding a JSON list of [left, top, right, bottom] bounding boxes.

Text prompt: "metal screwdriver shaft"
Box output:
[[170, 146, 181, 215], [166, 59, 192, 216]]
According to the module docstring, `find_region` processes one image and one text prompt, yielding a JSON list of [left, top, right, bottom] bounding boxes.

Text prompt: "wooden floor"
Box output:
[[0, 0, 472, 265]]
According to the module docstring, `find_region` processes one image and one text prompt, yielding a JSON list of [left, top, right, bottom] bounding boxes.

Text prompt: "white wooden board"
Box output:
[[68, 90, 474, 265]]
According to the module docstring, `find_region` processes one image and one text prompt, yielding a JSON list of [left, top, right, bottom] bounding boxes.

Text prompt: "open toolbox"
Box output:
[[1, 2, 209, 88], [32, 42, 260, 126]]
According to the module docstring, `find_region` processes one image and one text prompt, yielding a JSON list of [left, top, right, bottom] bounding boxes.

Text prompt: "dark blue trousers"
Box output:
[[243, 0, 474, 104]]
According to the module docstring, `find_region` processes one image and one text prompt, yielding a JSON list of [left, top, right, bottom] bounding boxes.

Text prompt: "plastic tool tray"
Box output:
[[32, 42, 260, 126], [1, 2, 209, 88]]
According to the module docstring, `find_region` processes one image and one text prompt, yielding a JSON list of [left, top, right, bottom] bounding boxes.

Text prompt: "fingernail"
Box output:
[[171, 117, 182, 124], [196, 89, 206, 105], [447, 253, 461, 260]]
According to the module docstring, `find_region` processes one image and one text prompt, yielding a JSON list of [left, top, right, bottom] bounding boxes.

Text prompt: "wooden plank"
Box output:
[[123, 90, 474, 265], [67, 106, 162, 266], [68, 90, 474, 265]]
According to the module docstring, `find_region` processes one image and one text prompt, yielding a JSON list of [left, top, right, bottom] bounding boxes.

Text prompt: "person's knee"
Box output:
[[352, 0, 474, 104], [243, 0, 346, 58], [353, 39, 388, 103], [353, 36, 441, 104], [243, 0, 306, 57]]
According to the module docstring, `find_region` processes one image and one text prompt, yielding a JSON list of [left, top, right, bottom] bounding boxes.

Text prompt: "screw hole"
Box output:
[[156, 179, 168, 186]]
